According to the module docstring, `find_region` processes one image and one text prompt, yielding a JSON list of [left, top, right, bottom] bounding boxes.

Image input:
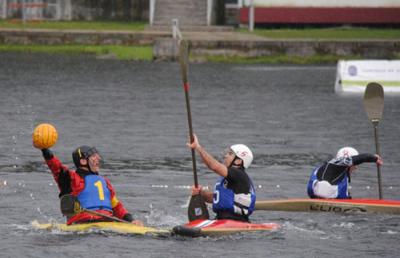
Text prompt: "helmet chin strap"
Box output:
[[80, 158, 93, 172], [229, 157, 243, 168]]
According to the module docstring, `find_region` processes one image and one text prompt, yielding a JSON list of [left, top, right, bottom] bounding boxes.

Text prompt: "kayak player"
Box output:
[[188, 134, 256, 222], [307, 147, 383, 199], [35, 145, 143, 226]]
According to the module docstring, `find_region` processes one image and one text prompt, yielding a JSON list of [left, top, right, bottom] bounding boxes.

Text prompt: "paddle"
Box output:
[[178, 40, 209, 221], [363, 82, 384, 199], [60, 194, 127, 223]]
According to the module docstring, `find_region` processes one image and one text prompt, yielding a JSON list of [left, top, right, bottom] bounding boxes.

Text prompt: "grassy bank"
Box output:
[[2, 43, 356, 64], [0, 20, 146, 31], [197, 54, 361, 64], [0, 21, 398, 63], [240, 27, 400, 39], [0, 44, 153, 61], [0, 20, 150, 60]]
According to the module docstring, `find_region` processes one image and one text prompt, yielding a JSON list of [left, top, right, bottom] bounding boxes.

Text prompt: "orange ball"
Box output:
[[32, 123, 58, 149]]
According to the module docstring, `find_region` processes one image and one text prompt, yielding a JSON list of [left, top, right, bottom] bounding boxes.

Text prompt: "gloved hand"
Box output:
[[41, 148, 54, 160], [122, 213, 133, 222], [122, 213, 143, 226]]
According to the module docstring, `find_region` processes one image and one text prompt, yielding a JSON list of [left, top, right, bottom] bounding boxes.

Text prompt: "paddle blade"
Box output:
[[188, 194, 209, 222], [179, 40, 189, 85], [363, 82, 384, 124], [363, 82, 384, 199]]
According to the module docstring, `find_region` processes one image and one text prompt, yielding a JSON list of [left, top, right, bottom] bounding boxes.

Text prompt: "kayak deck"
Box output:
[[173, 219, 280, 237], [31, 220, 170, 236], [255, 198, 400, 214]]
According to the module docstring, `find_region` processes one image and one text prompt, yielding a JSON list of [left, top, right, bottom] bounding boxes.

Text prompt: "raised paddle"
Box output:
[[363, 82, 384, 199], [60, 194, 127, 223], [178, 40, 209, 221]]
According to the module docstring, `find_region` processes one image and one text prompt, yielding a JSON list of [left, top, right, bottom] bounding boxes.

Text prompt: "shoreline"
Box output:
[[1, 28, 399, 63]]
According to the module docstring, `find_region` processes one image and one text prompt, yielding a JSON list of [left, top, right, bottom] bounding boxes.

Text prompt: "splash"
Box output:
[[145, 203, 183, 227]]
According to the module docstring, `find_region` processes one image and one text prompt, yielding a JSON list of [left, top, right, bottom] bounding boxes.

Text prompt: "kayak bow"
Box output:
[[173, 219, 280, 237]]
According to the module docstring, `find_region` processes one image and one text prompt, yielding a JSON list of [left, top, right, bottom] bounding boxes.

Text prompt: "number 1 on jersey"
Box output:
[[94, 181, 105, 200]]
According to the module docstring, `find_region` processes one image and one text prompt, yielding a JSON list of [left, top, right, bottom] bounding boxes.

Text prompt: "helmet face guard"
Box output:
[[72, 146, 102, 169]]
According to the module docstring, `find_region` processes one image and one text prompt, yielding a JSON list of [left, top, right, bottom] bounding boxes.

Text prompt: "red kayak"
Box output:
[[255, 199, 400, 214], [173, 219, 280, 237]]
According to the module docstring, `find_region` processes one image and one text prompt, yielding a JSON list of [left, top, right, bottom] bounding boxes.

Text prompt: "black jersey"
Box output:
[[215, 166, 254, 222], [317, 153, 378, 185], [225, 166, 252, 194]]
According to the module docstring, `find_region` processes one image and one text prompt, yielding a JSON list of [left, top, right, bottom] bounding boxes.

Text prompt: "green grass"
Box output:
[[200, 54, 362, 65], [0, 44, 153, 60], [0, 20, 149, 60], [0, 20, 146, 31], [239, 27, 400, 39]]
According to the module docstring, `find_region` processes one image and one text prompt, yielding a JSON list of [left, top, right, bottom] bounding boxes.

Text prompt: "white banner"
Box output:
[[245, 0, 400, 7], [335, 60, 400, 93]]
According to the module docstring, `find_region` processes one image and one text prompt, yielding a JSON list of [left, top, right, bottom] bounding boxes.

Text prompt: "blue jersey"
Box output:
[[307, 167, 319, 198], [77, 175, 112, 211], [212, 176, 256, 216], [336, 175, 350, 199]]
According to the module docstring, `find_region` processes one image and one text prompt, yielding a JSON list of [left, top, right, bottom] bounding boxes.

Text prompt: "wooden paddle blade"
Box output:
[[363, 82, 384, 199], [363, 82, 384, 124], [188, 194, 209, 221], [179, 40, 189, 84]]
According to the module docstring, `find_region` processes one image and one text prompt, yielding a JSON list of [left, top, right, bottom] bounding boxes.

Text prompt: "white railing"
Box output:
[[149, 0, 155, 26], [63, 0, 72, 20], [236, 0, 254, 31], [248, 0, 254, 31], [207, 0, 213, 26]]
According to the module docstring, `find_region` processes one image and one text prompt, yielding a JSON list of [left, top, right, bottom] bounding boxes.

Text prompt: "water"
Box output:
[[0, 53, 399, 258]]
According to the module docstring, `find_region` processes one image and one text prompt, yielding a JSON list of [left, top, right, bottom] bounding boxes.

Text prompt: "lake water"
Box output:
[[0, 53, 399, 258]]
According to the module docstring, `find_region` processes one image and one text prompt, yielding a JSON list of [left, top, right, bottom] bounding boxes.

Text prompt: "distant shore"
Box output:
[[0, 21, 399, 63]]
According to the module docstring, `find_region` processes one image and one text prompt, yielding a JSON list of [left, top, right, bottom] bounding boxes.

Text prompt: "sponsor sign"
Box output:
[[335, 60, 400, 93]]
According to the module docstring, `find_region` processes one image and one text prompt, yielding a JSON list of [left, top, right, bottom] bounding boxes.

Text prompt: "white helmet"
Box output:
[[230, 144, 253, 168], [336, 147, 359, 159]]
